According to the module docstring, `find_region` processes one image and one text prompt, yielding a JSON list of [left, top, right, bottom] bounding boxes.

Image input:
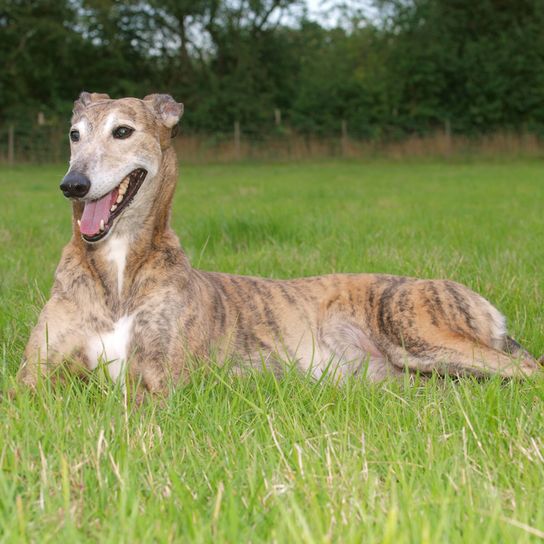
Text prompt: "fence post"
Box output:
[[8, 124, 14, 165], [341, 119, 348, 157], [274, 108, 282, 127], [444, 118, 452, 154], [234, 121, 240, 159]]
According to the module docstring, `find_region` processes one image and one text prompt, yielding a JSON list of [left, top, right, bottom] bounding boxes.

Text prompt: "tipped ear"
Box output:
[[73, 92, 110, 115], [143, 94, 184, 128]]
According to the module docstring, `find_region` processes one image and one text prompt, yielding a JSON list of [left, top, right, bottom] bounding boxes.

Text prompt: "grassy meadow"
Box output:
[[0, 159, 543, 542]]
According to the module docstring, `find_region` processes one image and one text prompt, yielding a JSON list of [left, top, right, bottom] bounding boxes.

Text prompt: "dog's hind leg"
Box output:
[[385, 333, 541, 378], [363, 277, 541, 379]]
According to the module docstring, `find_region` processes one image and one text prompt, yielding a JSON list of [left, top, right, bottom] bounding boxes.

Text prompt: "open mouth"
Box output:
[[78, 169, 147, 242]]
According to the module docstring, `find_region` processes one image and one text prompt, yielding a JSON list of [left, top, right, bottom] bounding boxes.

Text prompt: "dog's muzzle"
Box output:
[[60, 171, 91, 198], [75, 168, 147, 242]]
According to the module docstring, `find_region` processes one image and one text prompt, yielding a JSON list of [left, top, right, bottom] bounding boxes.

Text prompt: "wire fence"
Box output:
[[1, 121, 544, 164]]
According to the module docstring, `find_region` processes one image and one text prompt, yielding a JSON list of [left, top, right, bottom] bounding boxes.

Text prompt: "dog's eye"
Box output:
[[69, 129, 80, 142], [112, 126, 134, 139]]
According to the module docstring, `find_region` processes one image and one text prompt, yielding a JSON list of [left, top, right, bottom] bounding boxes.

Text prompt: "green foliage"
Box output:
[[1, 0, 544, 136], [376, 0, 544, 134]]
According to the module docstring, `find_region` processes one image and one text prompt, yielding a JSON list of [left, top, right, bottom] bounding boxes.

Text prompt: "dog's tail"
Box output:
[[505, 336, 544, 368]]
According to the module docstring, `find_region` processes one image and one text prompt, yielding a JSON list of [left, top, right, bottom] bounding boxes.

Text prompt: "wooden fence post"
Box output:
[[341, 119, 348, 157], [274, 108, 282, 127], [8, 124, 14, 165], [444, 118, 452, 154], [234, 121, 240, 159]]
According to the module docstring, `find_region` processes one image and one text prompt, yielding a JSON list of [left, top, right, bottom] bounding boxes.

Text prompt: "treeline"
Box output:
[[2, 0, 544, 138]]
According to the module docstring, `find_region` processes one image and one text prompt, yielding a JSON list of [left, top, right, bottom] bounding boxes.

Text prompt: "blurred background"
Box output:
[[1, 0, 544, 163]]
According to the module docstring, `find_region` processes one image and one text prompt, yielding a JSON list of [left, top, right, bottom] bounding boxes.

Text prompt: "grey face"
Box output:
[[61, 94, 183, 242]]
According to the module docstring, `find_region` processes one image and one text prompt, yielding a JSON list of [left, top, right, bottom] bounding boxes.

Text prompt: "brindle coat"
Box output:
[[18, 93, 542, 395]]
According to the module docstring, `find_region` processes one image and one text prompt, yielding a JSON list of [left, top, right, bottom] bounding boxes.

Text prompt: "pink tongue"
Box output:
[[80, 191, 116, 236]]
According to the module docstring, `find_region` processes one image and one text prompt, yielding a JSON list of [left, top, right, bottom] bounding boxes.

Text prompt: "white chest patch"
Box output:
[[105, 236, 129, 295], [86, 314, 134, 382]]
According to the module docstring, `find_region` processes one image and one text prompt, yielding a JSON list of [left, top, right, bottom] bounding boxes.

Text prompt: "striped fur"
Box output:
[[18, 94, 541, 396]]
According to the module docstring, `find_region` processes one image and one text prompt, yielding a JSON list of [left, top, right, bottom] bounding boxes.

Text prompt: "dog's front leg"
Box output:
[[126, 343, 187, 399], [124, 309, 194, 399], [18, 296, 87, 388]]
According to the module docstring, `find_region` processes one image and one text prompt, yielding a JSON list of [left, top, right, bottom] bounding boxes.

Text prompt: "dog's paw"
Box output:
[[2, 388, 17, 402]]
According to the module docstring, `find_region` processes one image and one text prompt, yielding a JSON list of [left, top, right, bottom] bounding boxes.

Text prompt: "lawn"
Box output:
[[0, 159, 543, 542]]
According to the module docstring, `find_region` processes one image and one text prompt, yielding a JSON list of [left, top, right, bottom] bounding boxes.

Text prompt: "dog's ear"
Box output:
[[73, 92, 110, 115], [143, 94, 184, 128]]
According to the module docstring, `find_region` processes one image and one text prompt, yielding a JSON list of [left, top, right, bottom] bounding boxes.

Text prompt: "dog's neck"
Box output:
[[69, 146, 187, 293]]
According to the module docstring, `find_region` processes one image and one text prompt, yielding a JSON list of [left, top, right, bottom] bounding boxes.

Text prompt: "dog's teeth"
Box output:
[[100, 219, 105, 231], [110, 204, 117, 212], [119, 186, 127, 195], [77, 219, 81, 227], [116, 194, 124, 203]]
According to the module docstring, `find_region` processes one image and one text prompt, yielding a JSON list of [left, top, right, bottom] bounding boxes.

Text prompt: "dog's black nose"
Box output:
[[60, 171, 91, 198]]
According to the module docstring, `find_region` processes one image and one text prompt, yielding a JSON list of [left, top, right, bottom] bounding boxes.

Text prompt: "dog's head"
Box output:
[[61, 92, 183, 243]]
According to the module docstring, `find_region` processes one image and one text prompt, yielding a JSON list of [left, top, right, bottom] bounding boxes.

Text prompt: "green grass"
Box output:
[[1, 159, 543, 542]]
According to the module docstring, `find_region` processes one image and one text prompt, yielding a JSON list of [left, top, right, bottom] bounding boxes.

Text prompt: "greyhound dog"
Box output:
[[18, 92, 541, 396]]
